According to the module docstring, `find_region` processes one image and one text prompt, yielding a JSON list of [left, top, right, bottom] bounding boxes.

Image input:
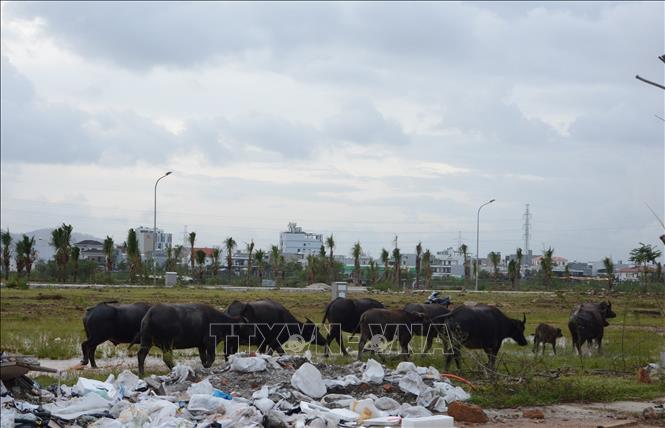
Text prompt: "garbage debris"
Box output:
[[291, 362, 327, 398], [362, 359, 385, 384], [1, 352, 473, 427]]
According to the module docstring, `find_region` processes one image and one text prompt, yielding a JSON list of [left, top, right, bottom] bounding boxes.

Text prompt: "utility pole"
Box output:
[[153, 171, 172, 286], [475, 199, 495, 291]]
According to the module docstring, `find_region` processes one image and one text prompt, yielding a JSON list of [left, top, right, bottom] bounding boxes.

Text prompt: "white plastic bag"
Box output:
[[349, 398, 385, 422], [44, 394, 112, 420], [186, 379, 214, 397], [395, 362, 417, 374], [398, 370, 425, 395], [73, 377, 118, 400], [230, 356, 267, 373], [291, 362, 327, 398], [362, 359, 385, 384]]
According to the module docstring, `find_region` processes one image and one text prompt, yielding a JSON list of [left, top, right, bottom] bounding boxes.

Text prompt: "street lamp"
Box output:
[[154, 171, 172, 285], [475, 198, 495, 291]]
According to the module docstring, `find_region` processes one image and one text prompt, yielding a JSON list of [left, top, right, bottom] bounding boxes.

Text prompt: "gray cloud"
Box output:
[[323, 100, 409, 146]]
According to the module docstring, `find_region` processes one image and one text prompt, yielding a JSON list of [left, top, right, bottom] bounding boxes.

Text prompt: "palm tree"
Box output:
[[103, 236, 115, 273], [541, 247, 554, 288], [127, 228, 141, 283], [326, 234, 335, 282], [515, 248, 523, 288], [2, 230, 12, 280], [17, 235, 36, 278], [508, 259, 517, 289], [71, 246, 81, 282], [458, 244, 469, 285], [392, 247, 402, 288], [225, 237, 236, 277], [368, 258, 377, 286], [15, 239, 25, 276], [195, 249, 206, 283], [422, 249, 432, 289], [380, 248, 390, 281], [352, 242, 362, 286], [306, 254, 317, 284], [629, 243, 662, 291], [254, 249, 266, 282], [270, 245, 281, 281], [188, 232, 196, 273], [50, 223, 73, 282], [489, 251, 500, 282], [173, 245, 183, 271], [211, 247, 221, 278], [415, 242, 422, 289], [246, 240, 255, 278]]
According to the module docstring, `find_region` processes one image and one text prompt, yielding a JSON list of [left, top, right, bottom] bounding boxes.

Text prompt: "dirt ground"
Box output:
[[482, 399, 665, 427]]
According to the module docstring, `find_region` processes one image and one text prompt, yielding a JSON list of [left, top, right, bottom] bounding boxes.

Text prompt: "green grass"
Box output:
[[2, 287, 664, 407]]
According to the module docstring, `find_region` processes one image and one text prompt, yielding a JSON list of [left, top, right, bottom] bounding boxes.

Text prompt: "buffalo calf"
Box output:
[[357, 308, 429, 360], [321, 297, 384, 356], [532, 323, 563, 355]]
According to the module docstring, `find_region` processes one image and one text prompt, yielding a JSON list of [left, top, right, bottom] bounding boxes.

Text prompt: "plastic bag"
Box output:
[[73, 377, 118, 400], [291, 362, 327, 398], [362, 359, 385, 384], [230, 357, 267, 373]]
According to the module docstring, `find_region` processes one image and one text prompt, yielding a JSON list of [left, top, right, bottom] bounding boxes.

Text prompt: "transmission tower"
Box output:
[[522, 204, 531, 257]]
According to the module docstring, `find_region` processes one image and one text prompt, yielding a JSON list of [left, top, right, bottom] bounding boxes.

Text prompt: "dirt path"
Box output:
[[484, 398, 665, 427]]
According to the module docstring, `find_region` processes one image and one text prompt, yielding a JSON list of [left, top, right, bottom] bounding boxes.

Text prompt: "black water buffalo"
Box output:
[[81, 302, 151, 368], [137, 304, 244, 376], [357, 308, 430, 360], [568, 301, 616, 355], [225, 299, 326, 357], [321, 297, 385, 355], [533, 323, 563, 355], [403, 303, 450, 353], [436, 304, 528, 371]]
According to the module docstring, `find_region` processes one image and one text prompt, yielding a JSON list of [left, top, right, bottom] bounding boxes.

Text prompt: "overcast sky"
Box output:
[[1, 1, 663, 262]]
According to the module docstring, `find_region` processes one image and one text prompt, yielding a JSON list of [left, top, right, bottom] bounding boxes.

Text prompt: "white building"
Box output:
[[279, 223, 323, 259], [135, 226, 172, 257]]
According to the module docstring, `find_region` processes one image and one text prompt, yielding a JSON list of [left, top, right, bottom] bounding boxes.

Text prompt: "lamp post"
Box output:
[[153, 171, 172, 286], [475, 198, 495, 291]]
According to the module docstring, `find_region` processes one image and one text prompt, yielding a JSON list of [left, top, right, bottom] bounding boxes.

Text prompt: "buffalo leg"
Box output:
[[357, 334, 367, 361], [424, 333, 435, 354], [89, 345, 98, 368], [161, 346, 175, 370], [551, 341, 556, 355], [532, 337, 539, 354], [198, 346, 207, 366], [138, 345, 150, 377], [80, 341, 90, 366], [205, 341, 216, 367]]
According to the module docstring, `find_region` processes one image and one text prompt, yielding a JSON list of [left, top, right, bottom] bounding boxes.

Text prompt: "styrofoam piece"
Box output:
[[401, 415, 455, 427]]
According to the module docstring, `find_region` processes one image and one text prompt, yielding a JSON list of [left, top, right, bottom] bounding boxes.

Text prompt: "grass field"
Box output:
[[1, 286, 664, 407]]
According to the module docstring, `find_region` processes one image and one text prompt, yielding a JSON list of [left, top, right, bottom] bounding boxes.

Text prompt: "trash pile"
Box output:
[[0, 353, 471, 427]]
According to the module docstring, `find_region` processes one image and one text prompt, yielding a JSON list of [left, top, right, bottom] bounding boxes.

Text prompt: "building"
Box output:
[[617, 266, 654, 282], [135, 226, 173, 258], [74, 240, 105, 265], [432, 247, 464, 278], [279, 223, 323, 259]]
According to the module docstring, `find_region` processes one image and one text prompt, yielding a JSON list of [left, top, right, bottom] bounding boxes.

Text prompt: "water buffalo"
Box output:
[[81, 302, 151, 368], [532, 323, 563, 355], [568, 301, 616, 355], [403, 303, 450, 353], [137, 304, 244, 376], [436, 304, 528, 371], [225, 299, 326, 357], [321, 297, 385, 355], [357, 308, 430, 360]]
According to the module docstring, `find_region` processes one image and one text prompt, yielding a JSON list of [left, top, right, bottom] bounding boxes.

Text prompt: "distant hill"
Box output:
[[4, 228, 104, 261]]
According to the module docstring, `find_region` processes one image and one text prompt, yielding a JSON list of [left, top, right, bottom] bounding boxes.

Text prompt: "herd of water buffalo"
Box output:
[[79, 296, 616, 376]]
